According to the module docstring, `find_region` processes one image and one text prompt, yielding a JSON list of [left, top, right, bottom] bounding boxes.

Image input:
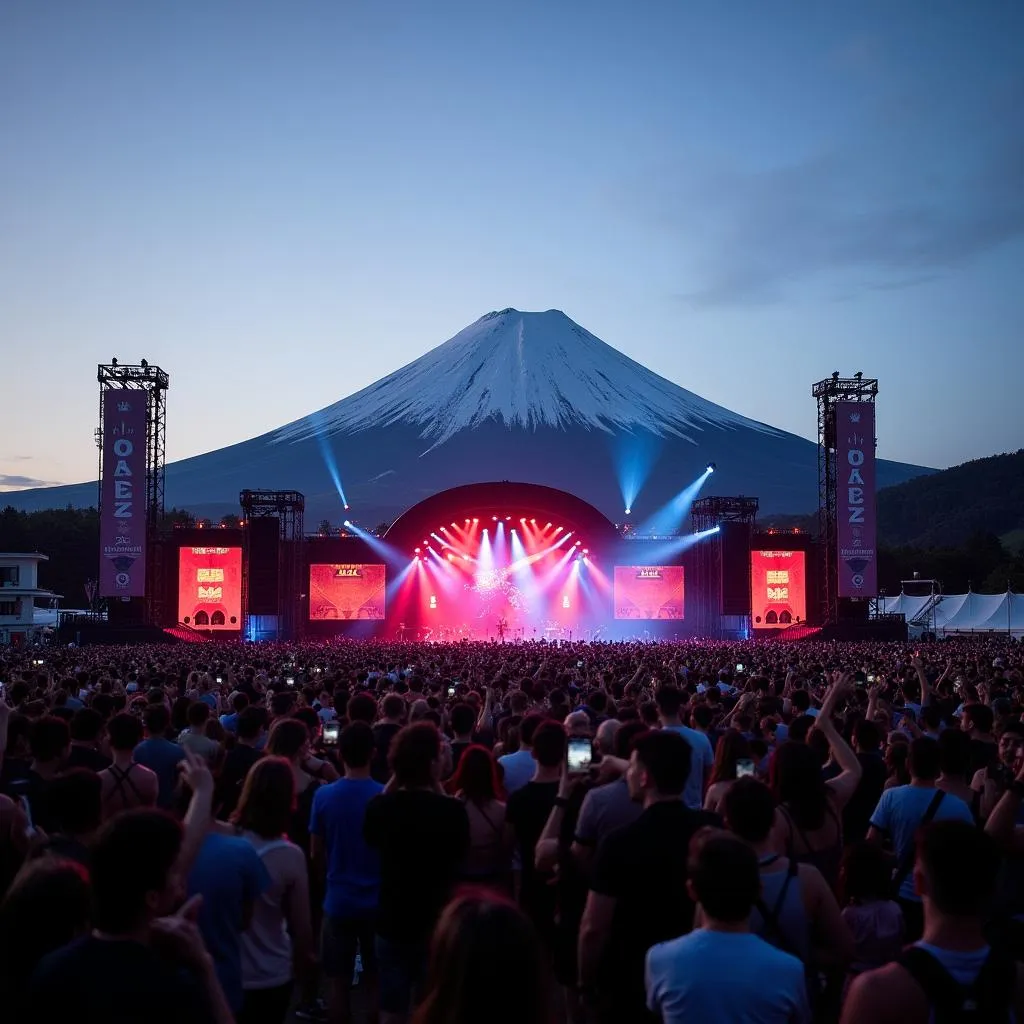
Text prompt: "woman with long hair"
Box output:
[[232, 757, 316, 1024], [704, 731, 753, 814], [265, 718, 323, 858], [770, 677, 862, 891], [412, 889, 554, 1024], [450, 745, 513, 889]]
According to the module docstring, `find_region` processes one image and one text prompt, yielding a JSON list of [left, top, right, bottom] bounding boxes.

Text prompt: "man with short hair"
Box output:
[[218, 692, 249, 735], [447, 702, 477, 776], [842, 821, 1024, 1024], [646, 831, 811, 1023], [311, 721, 385, 1024], [868, 736, 974, 941], [214, 706, 265, 819], [179, 702, 219, 765], [134, 705, 186, 809], [578, 729, 719, 1022], [498, 711, 544, 795], [655, 687, 714, 810], [26, 809, 233, 1023], [65, 707, 112, 772]]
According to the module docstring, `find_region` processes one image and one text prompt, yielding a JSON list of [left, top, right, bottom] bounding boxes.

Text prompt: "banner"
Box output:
[[751, 550, 807, 629], [836, 401, 877, 598], [178, 547, 243, 629], [613, 565, 685, 620], [309, 564, 386, 620], [99, 390, 147, 597]]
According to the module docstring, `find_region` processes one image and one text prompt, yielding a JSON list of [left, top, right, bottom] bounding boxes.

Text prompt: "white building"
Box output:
[[0, 553, 59, 645]]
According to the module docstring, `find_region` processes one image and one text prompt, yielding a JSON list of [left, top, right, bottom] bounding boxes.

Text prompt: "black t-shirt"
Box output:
[[27, 935, 215, 1024], [364, 790, 470, 942], [371, 723, 401, 783], [842, 751, 888, 842], [505, 780, 559, 936], [65, 745, 113, 773], [969, 736, 998, 779], [215, 744, 261, 818], [448, 741, 473, 777], [590, 801, 721, 1013]]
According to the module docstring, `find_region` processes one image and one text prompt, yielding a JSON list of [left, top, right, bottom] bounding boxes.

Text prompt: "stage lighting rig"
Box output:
[[706, 463, 716, 473]]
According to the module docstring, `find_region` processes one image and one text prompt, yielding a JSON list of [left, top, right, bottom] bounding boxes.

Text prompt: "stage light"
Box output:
[[343, 520, 351, 527], [531, 519, 536, 525], [505, 516, 511, 521], [582, 548, 589, 555], [706, 463, 716, 473], [447, 552, 454, 561], [451, 522, 457, 528], [520, 518, 526, 524], [473, 518, 479, 523], [625, 507, 632, 516], [344, 504, 350, 511], [492, 516, 498, 522]]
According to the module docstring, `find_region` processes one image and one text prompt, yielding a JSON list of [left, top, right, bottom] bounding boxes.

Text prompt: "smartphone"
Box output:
[[736, 758, 756, 779], [736, 664, 745, 674], [216, 676, 223, 685], [322, 721, 340, 746], [577, 660, 585, 669], [447, 685, 456, 697], [286, 677, 295, 687], [566, 736, 594, 773], [867, 674, 876, 684]]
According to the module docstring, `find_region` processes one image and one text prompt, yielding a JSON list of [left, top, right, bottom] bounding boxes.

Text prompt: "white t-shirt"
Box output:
[[646, 929, 810, 1024]]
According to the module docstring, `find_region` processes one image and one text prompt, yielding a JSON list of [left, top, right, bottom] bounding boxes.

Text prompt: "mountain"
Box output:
[[876, 450, 1024, 548], [4, 309, 931, 524]]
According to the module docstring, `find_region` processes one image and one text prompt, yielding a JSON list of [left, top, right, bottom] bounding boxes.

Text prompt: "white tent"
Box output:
[[878, 590, 1024, 637]]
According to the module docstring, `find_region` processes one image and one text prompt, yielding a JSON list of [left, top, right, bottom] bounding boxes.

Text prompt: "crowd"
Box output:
[[0, 635, 1022, 1023]]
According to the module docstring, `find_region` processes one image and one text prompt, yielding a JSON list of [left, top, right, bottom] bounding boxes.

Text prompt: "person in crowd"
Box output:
[[25, 809, 234, 1024], [935, 726, 980, 818], [34, 767, 103, 867], [498, 711, 544, 795], [134, 704, 186, 809], [265, 717, 326, 859], [578, 729, 719, 1023], [722, 778, 853, 973], [99, 711, 159, 814], [703, 730, 754, 814], [310, 721, 384, 1024], [655, 686, 714, 810], [10, 715, 70, 834], [364, 722, 470, 1024], [447, 703, 478, 777], [232, 756, 316, 1024], [971, 717, 1024, 821], [179, 701, 221, 765], [868, 736, 975, 941], [771, 677, 863, 891], [65, 707, 112, 772], [0, 857, 92, 1022], [841, 821, 1024, 1023], [838, 841, 904, 987], [372, 694, 406, 783], [506, 720, 565, 945], [836, 718, 888, 843], [449, 744, 512, 888], [884, 737, 912, 790], [412, 889, 554, 1024], [963, 702, 999, 779], [187, 793, 271, 1019], [219, 692, 249, 735], [646, 830, 811, 1024], [215, 705, 266, 818]]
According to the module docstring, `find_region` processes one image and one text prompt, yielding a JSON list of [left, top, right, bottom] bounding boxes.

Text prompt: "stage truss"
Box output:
[[691, 496, 759, 637], [96, 362, 169, 626], [812, 373, 878, 626]]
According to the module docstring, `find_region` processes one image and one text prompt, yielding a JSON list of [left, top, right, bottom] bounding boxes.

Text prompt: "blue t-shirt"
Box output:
[[647, 929, 810, 1023], [187, 832, 270, 1011], [664, 725, 714, 810], [869, 785, 974, 901], [310, 776, 385, 918], [219, 712, 240, 734], [133, 736, 186, 808], [497, 749, 535, 795]]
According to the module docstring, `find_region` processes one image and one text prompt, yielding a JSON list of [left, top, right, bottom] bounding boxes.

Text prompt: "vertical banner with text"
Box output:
[[835, 401, 877, 598], [100, 390, 148, 597]]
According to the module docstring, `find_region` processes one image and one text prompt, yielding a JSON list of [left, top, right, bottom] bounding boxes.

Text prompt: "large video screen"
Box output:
[[178, 547, 242, 630], [309, 564, 386, 621], [614, 565, 685, 620], [751, 550, 807, 629]]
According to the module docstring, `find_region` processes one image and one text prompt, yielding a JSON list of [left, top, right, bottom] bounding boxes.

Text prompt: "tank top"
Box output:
[[240, 834, 297, 990], [751, 855, 811, 963], [779, 800, 844, 891]]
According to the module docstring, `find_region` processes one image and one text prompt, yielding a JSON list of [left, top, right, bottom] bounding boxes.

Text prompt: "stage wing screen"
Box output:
[[309, 564, 386, 621], [614, 566, 685, 620], [751, 550, 807, 629], [178, 547, 242, 630]]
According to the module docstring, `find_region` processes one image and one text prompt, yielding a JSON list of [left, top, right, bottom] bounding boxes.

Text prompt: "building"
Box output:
[[0, 553, 59, 645]]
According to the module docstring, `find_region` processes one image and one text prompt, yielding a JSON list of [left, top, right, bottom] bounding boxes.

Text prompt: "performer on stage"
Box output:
[[496, 616, 507, 642]]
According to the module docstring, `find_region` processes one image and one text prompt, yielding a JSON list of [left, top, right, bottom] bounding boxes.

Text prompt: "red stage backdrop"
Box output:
[[178, 547, 242, 629], [309, 564, 386, 620], [99, 389, 147, 597], [836, 402, 877, 597], [751, 550, 806, 629], [613, 566, 685, 620]]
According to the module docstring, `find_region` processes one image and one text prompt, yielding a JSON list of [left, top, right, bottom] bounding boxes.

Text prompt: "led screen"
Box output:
[[614, 565, 685, 620], [178, 547, 242, 630], [309, 563, 386, 621], [751, 549, 807, 629]]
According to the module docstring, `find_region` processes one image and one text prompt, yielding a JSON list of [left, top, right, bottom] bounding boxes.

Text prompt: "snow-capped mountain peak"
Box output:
[[272, 308, 780, 449]]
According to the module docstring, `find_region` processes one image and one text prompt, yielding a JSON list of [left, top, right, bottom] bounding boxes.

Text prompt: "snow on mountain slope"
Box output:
[[272, 309, 782, 451]]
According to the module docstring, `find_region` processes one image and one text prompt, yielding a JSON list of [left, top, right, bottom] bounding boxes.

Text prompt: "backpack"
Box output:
[[898, 946, 1017, 1023]]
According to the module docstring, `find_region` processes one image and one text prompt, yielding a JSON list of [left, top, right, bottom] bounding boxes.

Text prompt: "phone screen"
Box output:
[[447, 685, 456, 697], [566, 737, 594, 773], [286, 677, 295, 687], [735, 664, 745, 673], [736, 758, 756, 778], [322, 722, 340, 746]]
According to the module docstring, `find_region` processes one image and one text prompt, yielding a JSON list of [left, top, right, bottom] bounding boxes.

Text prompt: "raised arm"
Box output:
[[813, 676, 862, 809]]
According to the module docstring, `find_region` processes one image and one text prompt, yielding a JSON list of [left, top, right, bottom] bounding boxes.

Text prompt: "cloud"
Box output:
[[0, 474, 65, 491], [633, 79, 1024, 306]]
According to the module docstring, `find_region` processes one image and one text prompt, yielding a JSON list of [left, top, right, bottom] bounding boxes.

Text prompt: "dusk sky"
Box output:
[[2, 1, 1022, 493]]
